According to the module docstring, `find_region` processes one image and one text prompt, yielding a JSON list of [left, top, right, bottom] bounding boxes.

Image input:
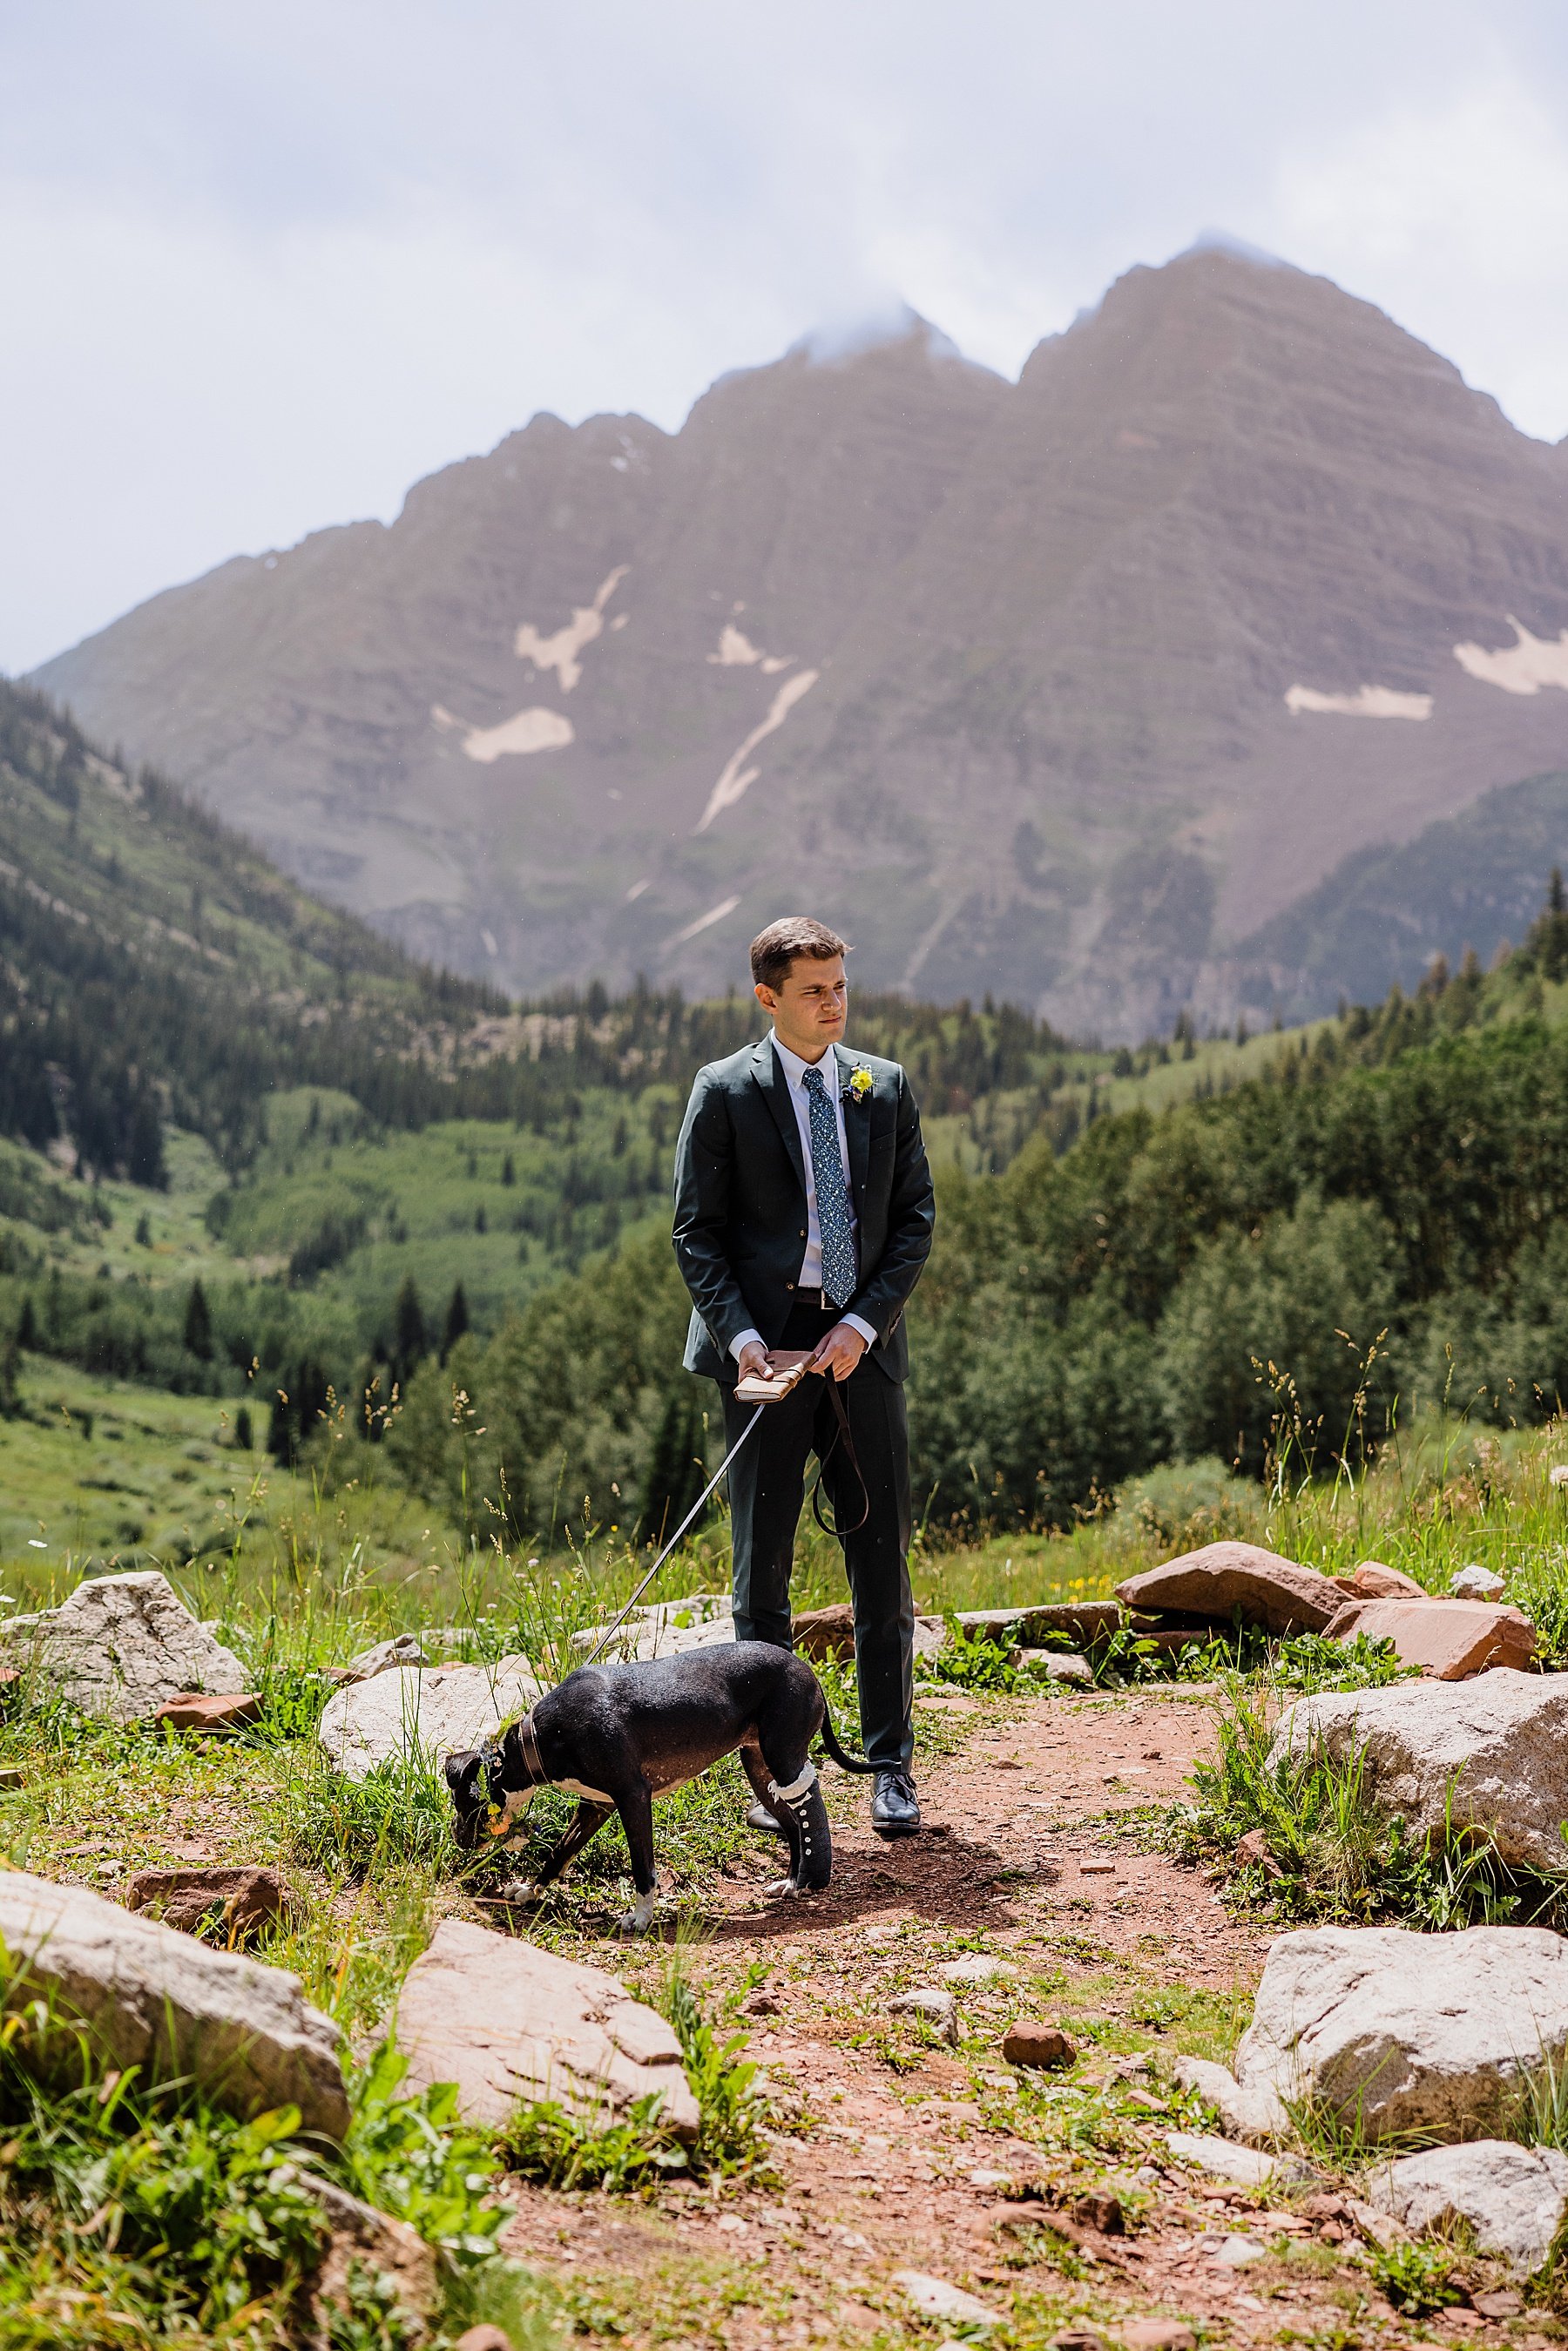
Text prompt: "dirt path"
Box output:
[[496, 1690, 1532, 2349]]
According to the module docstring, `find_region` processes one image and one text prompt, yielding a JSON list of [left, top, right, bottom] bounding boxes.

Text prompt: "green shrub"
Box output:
[[341, 2043, 506, 2265], [659, 1952, 771, 2181], [0, 1999, 533, 2348], [499, 2091, 690, 2195], [0, 2017, 326, 2338], [1367, 2238, 1463, 2315], [921, 1625, 1022, 1693]]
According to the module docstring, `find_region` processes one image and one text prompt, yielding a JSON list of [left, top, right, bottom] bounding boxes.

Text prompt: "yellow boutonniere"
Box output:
[[849, 1065, 874, 1101]]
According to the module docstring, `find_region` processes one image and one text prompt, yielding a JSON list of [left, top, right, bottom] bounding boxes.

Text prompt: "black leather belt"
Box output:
[[792, 1287, 841, 1311]]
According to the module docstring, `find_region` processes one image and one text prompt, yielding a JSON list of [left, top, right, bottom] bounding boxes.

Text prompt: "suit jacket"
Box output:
[[672, 1037, 936, 1384]]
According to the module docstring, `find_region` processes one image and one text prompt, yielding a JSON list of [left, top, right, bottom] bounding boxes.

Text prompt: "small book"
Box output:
[[735, 1348, 816, 1404]]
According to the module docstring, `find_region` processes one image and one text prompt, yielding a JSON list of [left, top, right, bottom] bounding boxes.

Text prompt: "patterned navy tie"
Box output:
[[802, 1062, 857, 1308]]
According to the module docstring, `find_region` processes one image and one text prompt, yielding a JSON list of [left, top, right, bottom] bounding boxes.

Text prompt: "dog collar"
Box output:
[[517, 1710, 545, 1784]]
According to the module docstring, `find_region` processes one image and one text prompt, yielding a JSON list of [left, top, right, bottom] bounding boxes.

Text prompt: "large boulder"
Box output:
[[1321, 1596, 1534, 1679], [1366, 2140, 1568, 2275], [1115, 1542, 1342, 1634], [317, 1657, 543, 1782], [571, 1594, 735, 1662], [0, 1571, 248, 1724], [1217, 1924, 1568, 2141], [395, 1918, 700, 2138], [0, 1869, 348, 2137], [1266, 1671, 1568, 1872]]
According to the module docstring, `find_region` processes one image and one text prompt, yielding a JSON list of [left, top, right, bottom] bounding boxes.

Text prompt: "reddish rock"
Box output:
[[1071, 2188, 1125, 2233], [1115, 1541, 1342, 1634], [1344, 1559, 1427, 1598], [793, 1603, 943, 1659], [156, 1691, 262, 1733], [454, 2332, 516, 2351], [1121, 2327, 1198, 2351], [792, 1603, 856, 1658], [125, 1865, 299, 1944], [1323, 1597, 1534, 1679], [1003, 2022, 1077, 2069], [1235, 1827, 1282, 1876]]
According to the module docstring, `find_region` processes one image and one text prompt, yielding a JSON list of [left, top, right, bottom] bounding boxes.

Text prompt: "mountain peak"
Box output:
[[33, 250, 1568, 1038], [789, 303, 965, 368]]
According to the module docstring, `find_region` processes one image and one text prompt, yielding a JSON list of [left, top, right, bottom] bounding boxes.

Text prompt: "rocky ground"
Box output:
[[489, 1688, 1556, 2351]]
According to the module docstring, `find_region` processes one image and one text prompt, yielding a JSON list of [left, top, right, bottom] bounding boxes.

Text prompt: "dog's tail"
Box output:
[[816, 1703, 880, 1775]]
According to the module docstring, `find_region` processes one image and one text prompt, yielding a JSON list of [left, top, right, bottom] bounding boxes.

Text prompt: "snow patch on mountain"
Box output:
[[1454, 618, 1568, 697], [697, 668, 819, 830], [514, 565, 628, 692], [1285, 683, 1433, 719]]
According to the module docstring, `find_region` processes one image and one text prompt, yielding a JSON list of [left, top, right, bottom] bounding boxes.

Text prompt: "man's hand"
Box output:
[[735, 1341, 770, 1384], [809, 1321, 868, 1383]]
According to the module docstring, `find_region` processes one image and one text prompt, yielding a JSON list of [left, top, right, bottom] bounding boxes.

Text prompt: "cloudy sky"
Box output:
[[6, 0, 1568, 674]]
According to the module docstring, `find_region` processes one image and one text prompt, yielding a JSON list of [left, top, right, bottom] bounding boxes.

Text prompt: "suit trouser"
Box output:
[[719, 1300, 915, 1770]]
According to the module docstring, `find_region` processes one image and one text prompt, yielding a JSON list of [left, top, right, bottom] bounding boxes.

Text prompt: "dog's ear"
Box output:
[[444, 1747, 489, 1848]]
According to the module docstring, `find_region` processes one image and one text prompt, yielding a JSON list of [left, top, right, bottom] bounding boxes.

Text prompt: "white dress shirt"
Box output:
[[730, 1033, 879, 1361]]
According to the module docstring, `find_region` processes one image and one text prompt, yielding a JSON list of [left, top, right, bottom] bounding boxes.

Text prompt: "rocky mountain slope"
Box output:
[[33, 247, 1568, 1036]]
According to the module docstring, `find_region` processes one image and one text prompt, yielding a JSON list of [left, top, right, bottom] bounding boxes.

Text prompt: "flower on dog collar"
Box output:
[[848, 1065, 873, 1100]]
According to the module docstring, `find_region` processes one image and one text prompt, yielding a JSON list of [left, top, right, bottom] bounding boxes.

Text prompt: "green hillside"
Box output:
[[9, 675, 1568, 1580], [1234, 769, 1568, 1021]]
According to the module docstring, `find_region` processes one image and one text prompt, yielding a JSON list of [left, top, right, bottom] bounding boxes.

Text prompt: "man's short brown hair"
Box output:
[[749, 915, 850, 994]]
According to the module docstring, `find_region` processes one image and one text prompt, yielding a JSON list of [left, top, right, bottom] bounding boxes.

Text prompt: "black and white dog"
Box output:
[[444, 1640, 875, 1932]]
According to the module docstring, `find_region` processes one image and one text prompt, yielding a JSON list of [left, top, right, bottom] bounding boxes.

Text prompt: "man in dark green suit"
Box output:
[[672, 916, 936, 1836]]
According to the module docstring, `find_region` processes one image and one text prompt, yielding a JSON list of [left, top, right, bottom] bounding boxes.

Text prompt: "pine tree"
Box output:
[[639, 1388, 709, 1546], [16, 1296, 37, 1351], [267, 1387, 292, 1464], [442, 1280, 470, 1360], [127, 1091, 166, 1189], [234, 1403, 253, 1450], [391, 1277, 427, 1388], [183, 1279, 213, 1360]]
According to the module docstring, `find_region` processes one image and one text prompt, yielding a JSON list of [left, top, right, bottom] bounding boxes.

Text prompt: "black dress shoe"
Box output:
[[746, 1800, 787, 1839], [870, 1768, 920, 1839]]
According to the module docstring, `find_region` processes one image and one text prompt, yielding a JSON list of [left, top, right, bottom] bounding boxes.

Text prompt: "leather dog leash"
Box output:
[[808, 1376, 870, 1537]]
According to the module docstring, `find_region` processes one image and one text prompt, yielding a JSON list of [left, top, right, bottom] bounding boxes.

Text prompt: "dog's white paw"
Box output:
[[495, 1875, 538, 1903], [616, 1888, 657, 1936], [762, 1876, 803, 1899]]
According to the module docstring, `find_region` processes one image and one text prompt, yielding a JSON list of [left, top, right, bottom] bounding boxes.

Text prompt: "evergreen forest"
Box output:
[[6, 676, 1568, 1568]]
